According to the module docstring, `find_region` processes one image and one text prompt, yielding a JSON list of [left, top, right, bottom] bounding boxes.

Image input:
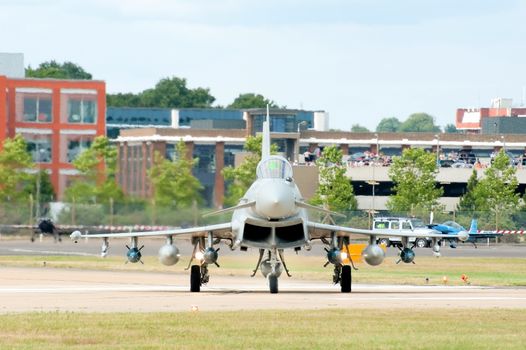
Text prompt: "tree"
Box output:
[[227, 93, 279, 109], [0, 134, 33, 202], [148, 141, 203, 208], [65, 136, 123, 204], [310, 146, 357, 212], [399, 113, 441, 133], [106, 77, 215, 108], [457, 170, 479, 213], [471, 150, 519, 227], [24, 169, 55, 204], [444, 124, 459, 133], [376, 117, 401, 132], [222, 135, 278, 206], [26, 60, 92, 79], [387, 148, 443, 213], [106, 93, 142, 107], [350, 124, 370, 132]]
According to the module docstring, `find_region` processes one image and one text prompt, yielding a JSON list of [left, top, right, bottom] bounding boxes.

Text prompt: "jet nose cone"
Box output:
[[255, 181, 296, 219]]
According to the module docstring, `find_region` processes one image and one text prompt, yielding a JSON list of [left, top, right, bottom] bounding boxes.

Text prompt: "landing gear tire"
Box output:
[[340, 265, 351, 293], [190, 265, 201, 292], [269, 275, 278, 294], [415, 238, 427, 248]]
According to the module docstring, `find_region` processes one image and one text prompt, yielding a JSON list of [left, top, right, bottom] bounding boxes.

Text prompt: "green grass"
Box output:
[[1, 255, 525, 286], [0, 309, 525, 349]]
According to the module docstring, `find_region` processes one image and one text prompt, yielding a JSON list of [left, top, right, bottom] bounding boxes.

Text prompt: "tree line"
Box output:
[[27, 60, 454, 132]]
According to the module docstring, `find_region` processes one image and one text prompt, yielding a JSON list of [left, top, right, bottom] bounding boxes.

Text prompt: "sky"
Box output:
[[1, 0, 526, 130]]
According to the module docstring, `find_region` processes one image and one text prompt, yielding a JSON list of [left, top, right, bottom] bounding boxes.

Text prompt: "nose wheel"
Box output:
[[269, 275, 278, 294]]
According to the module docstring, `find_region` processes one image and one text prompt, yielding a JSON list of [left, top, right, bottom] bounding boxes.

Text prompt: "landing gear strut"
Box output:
[[188, 234, 216, 292], [325, 232, 353, 293], [255, 248, 290, 293]]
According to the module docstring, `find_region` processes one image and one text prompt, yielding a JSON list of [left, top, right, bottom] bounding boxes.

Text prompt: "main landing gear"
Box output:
[[187, 233, 218, 293], [323, 233, 355, 293], [190, 265, 203, 292]]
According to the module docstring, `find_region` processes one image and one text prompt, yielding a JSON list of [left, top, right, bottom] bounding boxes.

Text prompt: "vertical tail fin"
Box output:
[[469, 219, 477, 234], [261, 104, 271, 159]]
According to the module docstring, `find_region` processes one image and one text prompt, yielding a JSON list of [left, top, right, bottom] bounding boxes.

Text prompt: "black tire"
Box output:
[[190, 265, 201, 292], [378, 238, 390, 247], [415, 238, 427, 249], [340, 265, 352, 293], [269, 275, 278, 294]]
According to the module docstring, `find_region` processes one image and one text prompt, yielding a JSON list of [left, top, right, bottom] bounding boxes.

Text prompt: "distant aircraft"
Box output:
[[0, 219, 167, 244], [0, 218, 62, 242], [429, 219, 502, 248], [71, 107, 469, 293]]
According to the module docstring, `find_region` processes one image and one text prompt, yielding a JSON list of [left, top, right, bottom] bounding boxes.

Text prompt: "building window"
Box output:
[[224, 144, 243, 167], [23, 134, 52, 163], [60, 135, 93, 163], [252, 114, 296, 133], [165, 143, 176, 161], [193, 144, 216, 173], [60, 90, 98, 124], [16, 91, 53, 123]]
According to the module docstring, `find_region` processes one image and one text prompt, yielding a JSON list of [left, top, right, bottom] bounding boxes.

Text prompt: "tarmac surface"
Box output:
[[1, 236, 524, 258], [0, 238, 525, 313], [0, 266, 525, 313]]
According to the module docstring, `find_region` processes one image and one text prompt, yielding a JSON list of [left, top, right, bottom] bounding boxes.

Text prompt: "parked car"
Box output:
[[373, 217, 436, 248]]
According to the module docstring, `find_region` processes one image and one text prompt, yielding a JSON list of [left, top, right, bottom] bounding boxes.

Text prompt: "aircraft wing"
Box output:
[[469, 231, 503, 239], [306, 221, 468, 240], [70, 222, 233, 240]]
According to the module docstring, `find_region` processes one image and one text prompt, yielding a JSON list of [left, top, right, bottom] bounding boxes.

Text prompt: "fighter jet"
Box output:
[[71, 108, 469, 293]]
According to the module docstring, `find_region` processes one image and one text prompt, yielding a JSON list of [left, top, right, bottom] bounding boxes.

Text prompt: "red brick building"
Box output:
[[456, 98, 526, 132], [0, 75, 106, 199]]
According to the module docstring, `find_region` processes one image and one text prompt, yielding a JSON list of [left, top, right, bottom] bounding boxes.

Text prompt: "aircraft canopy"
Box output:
[[442, 221, 464, 230], [256, 156, 293, 179]]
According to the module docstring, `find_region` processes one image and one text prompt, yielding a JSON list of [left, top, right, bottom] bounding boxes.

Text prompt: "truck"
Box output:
[[372, 217, 435, 248]]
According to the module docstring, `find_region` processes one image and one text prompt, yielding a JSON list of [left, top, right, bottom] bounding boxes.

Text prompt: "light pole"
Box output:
[[35, 144, 45, 220], [368, 133, 379, 221], [435, 134, 440, 166]]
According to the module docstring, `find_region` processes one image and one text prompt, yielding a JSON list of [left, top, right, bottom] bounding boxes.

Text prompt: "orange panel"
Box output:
[[342, 243, 386, 265]]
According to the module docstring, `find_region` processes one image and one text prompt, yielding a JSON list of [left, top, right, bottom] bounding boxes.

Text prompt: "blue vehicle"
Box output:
[[429, 219, 502, 248]]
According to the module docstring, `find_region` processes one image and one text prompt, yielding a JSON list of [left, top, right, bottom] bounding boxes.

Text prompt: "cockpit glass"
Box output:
[[256, 157, 293, 179], [443, 221, 462, 230]]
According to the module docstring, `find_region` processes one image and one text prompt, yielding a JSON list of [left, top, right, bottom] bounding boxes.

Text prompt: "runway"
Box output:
[[1, 237, 524, 258], [0, 267, 525, 313]]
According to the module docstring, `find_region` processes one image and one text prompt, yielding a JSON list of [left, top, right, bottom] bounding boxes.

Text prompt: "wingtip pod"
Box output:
[[70, 230, 82, 243], [457, 230, 469, 242]]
